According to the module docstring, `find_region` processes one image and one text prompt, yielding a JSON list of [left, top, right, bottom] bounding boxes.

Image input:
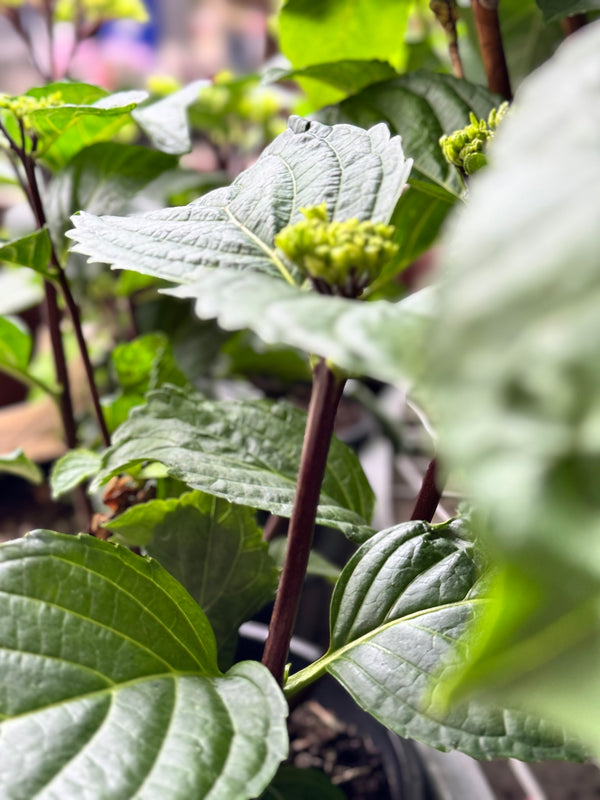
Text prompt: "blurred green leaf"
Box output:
[[260, 766, 345, 799], [0, 315, 53, 394], [0, 230, 54, 278], [0, 449, 43, 484], [0, 530, 287, 800], [54, 0, 149, 23], [269, 537, 341, 583], [428, 21, 600, 753], [50, 448, 102, 498], [535, 0, 600, 21]]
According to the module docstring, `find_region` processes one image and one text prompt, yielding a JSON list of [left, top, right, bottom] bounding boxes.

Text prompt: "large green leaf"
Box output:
[[428, 21, 600, 752], [535, 0, 600, 21], [286, 520, 583, 760], [93, 384, 375, 542], [279, 0, 411, 72], [0, 530, 287, 800], [44, 143, 177, 249], [67, 115, 412, 284], [107, 491, 279, 658], [320, 70, 501, 202], [166, 267, 431, 385]]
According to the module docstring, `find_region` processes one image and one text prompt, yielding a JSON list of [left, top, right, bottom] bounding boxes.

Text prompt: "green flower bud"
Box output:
[[439, 102, 509, 177], [274, 205, 398, 297]]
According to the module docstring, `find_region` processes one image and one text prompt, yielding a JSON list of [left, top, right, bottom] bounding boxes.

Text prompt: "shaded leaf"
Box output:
[[287, 520, 583, 760], [0, 530, 287, 800], [427, 20, 600, 753], [260, 765, 345, 799], [320, 70, 501, 201], [535, 0, 600, 21], [93, 384, 375, 542], [50, 448, 102, 498], [67, 116, 412, 284], [269, 537, 341, 584], [0, 448, 43, 484], [45, 143, 177, 249], [0, 315, 57, 395], [108, 491, 278, 657], [166, 268, 431, 386], [133, 80, 208, 154]]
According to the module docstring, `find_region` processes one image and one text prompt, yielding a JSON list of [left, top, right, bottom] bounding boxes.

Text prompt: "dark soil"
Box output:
[[287, 699, 392, 799]]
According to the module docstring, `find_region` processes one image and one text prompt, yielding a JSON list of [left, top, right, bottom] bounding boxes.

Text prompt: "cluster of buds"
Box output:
[[275, 204, 398, 298], [439, 101, 509, 177], [0, 91, 63, 132]]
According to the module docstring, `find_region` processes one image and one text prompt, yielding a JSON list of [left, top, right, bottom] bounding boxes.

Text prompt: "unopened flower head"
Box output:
[[275, 204, 398, 297], [439, 101, 510, 177], [0, 91, 64, 133]]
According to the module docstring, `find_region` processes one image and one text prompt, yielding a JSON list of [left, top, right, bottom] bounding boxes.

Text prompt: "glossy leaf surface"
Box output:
[[429, 22, 600, 752], [0, 530, 288, 800], [287, 521, 583, 760], [67, 116, 411, 284], [94, 384, 375, 541], [108, 491, 279, 654]]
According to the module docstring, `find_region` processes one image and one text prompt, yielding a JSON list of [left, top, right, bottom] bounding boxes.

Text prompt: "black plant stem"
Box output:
[[262, 360, 346, 685], [21, 154, 111, 448], [471, 0, 512, 100], [410, 457, 442, 523]]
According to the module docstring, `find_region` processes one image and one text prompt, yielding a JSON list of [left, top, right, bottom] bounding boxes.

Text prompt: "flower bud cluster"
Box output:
[[439, 101, 509, 177], [275, 204, 398, 297], [0, 92, 64, 131]]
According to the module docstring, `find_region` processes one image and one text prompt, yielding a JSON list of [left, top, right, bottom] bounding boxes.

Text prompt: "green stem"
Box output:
[[262, 359, 346, 685]]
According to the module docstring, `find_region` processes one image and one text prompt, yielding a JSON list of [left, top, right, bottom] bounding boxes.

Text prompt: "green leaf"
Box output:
[[0, 448, 43, 484], [0, 530, 288, 800], [50, 448, 102, 498], [269, 537, 341, 584], [93, 384, 375, 542], [535, 0, 600, 21], [264, 59, 398, 106], [108, 491, 278, 658], [67, 116, 412, 285], [320, 70, 502, 201], [133, 80, 208, 154], [428, 22, 600, 752], [0, 315, 57, 395], [166, 268, 431, 385], [26, 83, 147, 169], [279, 1, 411, 72], [44, 143, 177, 249], [260, 765, 346, 799], [286, 520, 583, 761], [0, 230, 54, 278]]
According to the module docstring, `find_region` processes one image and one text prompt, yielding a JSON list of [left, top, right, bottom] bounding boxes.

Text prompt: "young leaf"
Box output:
[[535, 0, 600, 21], [0, 229, 54, 278], [108, 491, 279, 657], [50, 448, 102, 498], [428, 22, 600, 753], [93, 384, 375, 542], [166, 267, 431, 385], [67, 116, 412, 284], [44, 143, 177, 248], [0, 448, 43, 484], [286, 520, 583, 761], [0, 530, 287, 800], [133, 80, 208, 154]]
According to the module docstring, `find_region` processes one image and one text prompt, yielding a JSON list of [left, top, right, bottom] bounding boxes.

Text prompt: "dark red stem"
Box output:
[[472, 0, 512, 100], [262, 360, 345, 684], [561, 14, 587, 35], [410, 458, 442, 523]]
